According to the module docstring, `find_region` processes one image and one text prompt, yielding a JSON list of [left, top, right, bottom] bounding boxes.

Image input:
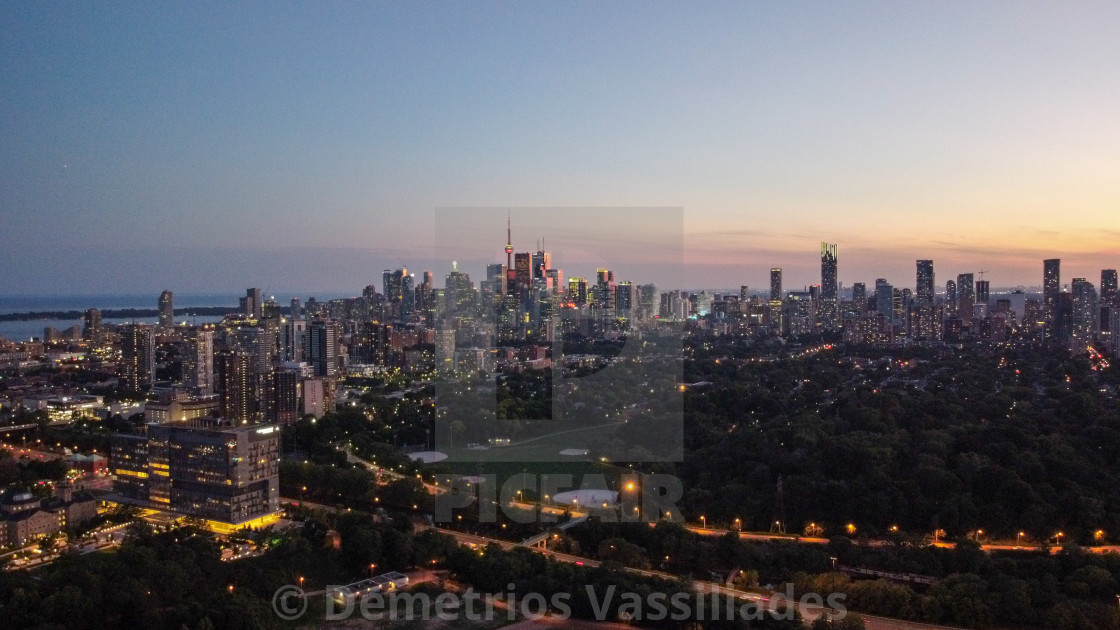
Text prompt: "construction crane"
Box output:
[[977, 270, 989, 281]]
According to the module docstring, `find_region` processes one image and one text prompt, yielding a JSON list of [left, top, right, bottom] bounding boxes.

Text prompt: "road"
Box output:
[[431, 527, 964, 630], [341, 446, 447, 494], [688, 525, 1120, 556]]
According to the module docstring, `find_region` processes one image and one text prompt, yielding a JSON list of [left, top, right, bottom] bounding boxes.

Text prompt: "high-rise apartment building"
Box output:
[[1043, 259, 1061, 336], [1102, 270, 1118, 305], [975, 280, 990, 307], [182, 328, 214, 395], [307, 319, 339, 378], [83, 308, 102, 344], [875, 279, 893, 319], [916, 260, 935, 306], [158, 290, 174, 328], [818, 243, 838, 331], [121, 324, 155, 392], [1102, 270, 1118, 339], [769, 268, 782, 302], [957, 274, 975, 325], [219, 352, 254, 425], [852, 283, 867, 311], [1071, 278, 1098, 347], [240, 288, 262, 320]]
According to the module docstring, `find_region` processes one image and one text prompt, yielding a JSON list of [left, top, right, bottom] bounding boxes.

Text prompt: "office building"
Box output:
[[110, 420, 281, 531]]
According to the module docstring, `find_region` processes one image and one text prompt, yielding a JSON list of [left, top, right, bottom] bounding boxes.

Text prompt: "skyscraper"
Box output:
[[820, 243, 838, 331], [504, 214, 515, 295], [1102, 269, 1118, 338], [289, 298, 301, 320], [769, 268, 783, 331], [957, 273, 975, 325], [1102, 269, 1117, 305], [240, 288, 263, 320], [568, 277, 588, 305], [182, 328, 214, 395], [875, 279, 893, 319], [515, 252, 533, 297], [1071, 278, 1099, 347], [975, 280, 990, 306], [307, 319, 339, 379], [219, 352, 254, 425], [850, 282, 865, 309], [382, 269, 410, 320], [485, 263, 506, 296], [1043, 259, 1061, 336], [916, 260, 935, 306], [83, 308, 102, 344], [158, 290, 174, 328], [945, 280, 957, 316], [121, 324, 155, 392], [1111, 309, 1120, 355], [532, 246, 551, 280]]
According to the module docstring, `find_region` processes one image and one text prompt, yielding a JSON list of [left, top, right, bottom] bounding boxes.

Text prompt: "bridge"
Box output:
[[520, 516, 589, 548]]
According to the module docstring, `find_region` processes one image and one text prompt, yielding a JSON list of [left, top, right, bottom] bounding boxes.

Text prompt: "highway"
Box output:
[[430, 526, 965, 630], [688, 525, 1120, 556]]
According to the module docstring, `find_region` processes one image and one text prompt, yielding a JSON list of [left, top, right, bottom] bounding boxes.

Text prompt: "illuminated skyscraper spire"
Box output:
[[504, 212, 515, 295]]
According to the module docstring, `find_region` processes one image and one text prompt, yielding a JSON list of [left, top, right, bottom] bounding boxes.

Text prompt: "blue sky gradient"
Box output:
[[2, 2, 1118, 293]]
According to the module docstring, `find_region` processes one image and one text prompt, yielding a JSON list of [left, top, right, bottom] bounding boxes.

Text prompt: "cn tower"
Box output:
[[504, 213, 514, 294]]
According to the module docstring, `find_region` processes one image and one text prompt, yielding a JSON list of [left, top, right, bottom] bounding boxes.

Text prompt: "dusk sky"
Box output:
[[2, 2, 1118, 296]]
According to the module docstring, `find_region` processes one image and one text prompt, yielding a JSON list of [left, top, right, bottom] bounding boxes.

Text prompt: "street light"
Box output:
[[1017, 531, 1025, 545], [700, 515, 706, 529]]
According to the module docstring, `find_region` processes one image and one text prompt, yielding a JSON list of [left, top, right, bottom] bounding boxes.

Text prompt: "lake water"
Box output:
[[0, 293, 355, 341]]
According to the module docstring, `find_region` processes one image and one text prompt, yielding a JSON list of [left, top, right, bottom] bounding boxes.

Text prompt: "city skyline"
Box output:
[[0, 239, 1117, 298], [3, 3, 1120, 294]]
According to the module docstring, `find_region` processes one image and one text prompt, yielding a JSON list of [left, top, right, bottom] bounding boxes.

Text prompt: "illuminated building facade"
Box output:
[[111, 420, 281, 528]]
